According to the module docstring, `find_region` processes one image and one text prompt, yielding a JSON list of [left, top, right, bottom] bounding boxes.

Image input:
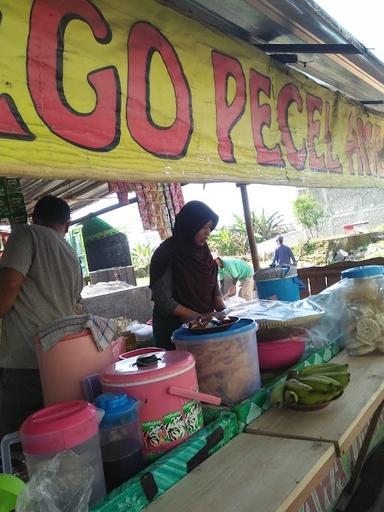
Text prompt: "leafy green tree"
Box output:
[[209, 209, 283, 256], [131, 242, 154, 278], [209, 226, 248, 256], [232, 209, 283, 241], [293, 194, 325, 239]]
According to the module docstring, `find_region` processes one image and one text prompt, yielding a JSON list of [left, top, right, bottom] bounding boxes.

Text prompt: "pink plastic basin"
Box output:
[[257, 337, 305, 370]]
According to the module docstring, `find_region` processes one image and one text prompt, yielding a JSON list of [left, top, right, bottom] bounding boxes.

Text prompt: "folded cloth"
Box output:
[[38, 314, 117, 352]]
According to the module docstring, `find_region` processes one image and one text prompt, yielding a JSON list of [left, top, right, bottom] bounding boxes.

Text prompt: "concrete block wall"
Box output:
[[301, 188, 384, 238], [82, 285, 153, 323]]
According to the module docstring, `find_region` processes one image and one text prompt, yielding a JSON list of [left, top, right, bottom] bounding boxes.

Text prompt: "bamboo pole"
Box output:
[[238, 183, 260, 271]]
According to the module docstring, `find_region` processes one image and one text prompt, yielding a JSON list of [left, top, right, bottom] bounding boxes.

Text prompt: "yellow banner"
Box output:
[[1, 0, 384, 187]]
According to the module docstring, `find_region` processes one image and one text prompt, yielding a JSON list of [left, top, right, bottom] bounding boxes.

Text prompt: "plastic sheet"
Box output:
[[227, 291, 347, 354], [127, 321, 154, 342], [227, 298, 324, 328], [16, 451, 94, 512], [304, 283, 349, 353]]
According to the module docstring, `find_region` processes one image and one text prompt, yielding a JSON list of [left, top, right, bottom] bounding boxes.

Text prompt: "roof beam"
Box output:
[[361, 100, 384, 105], [255, 43, 364, 54], [70, 196, 138, 226]]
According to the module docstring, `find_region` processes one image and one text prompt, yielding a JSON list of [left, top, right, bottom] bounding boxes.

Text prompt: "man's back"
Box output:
[[219, 258, 253, 280], [273, 244, 295, 265], [0, 224, 82, 369]]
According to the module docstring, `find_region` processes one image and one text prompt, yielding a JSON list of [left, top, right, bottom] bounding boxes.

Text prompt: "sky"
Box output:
[[314, 0, 384, 62], [72, 1, 384, 249]]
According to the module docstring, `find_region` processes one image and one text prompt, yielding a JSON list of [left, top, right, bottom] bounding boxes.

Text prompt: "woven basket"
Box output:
[[256, 311, 324, 330]]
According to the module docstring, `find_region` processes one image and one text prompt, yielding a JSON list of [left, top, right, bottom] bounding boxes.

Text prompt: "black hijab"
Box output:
[[150, 201, 219, 313]]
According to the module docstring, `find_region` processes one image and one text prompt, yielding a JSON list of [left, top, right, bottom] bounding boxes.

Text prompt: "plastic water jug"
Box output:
[[94, 393, 144, 491], [1, 401, 106, 505], [101, 348, 207, 460]]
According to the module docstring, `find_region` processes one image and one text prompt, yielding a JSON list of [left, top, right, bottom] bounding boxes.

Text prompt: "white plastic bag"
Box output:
[[16, 451, 94, 512]]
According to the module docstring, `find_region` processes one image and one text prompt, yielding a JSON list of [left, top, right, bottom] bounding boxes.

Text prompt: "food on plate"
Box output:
[[270, 362, 350, 409], [189, 318, 215, 330], [188, 316, 235, 331]]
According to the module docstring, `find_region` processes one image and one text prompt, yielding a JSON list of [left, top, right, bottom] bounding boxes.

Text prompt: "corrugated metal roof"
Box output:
[[165, 0, 384, 111], [20, 178, 111, 216]]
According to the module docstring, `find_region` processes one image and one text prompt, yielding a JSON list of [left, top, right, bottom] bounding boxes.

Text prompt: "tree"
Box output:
[[209, 209, 284, 256], [131, 242, 154, 278], [293, 193, 325, 239], [232, 209, 283, 241], [209, 226, 248, 256]]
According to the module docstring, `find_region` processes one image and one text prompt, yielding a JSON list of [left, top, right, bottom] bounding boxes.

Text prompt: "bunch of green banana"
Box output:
[[270, 362, 350, 408]]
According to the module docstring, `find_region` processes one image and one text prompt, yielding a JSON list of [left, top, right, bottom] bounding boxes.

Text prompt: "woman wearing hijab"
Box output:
[[149, 201, 225, 349]]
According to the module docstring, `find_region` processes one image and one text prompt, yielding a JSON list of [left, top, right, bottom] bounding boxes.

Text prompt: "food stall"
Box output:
[[2, 0, 384, 511]]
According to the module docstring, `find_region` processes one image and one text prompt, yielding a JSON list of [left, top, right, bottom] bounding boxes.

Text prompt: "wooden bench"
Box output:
[[297, 257, 384, 298], [245, 350, 384, 510], [145, 433, 335, 512]]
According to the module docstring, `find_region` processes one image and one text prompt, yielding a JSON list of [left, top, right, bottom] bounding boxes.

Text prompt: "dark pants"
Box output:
[[152, 310, 182, 350], [0, 368, 43, 436]]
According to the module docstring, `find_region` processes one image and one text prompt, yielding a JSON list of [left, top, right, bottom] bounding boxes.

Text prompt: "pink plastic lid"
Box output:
[[20, 401, 98, 455], [102, 347, 195, 386]]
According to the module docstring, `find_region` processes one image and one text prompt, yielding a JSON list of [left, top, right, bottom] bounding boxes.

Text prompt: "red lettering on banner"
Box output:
[[345, 114, 363, 175], [212, 51, 246, 163], [277, 83, 307, 170], [249, 69, 284, 167], [306, 94, 326, 171], [27, 0, 120, 151], [324, 101, 342, 173], [372, 125, 384, 177], [356, 118, 372, 175], [356, 118, 370, 175], [127, 22, 192, 159], [0, 94, 35, 140]]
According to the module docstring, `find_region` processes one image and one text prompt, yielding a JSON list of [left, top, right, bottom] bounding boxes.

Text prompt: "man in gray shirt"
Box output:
[[0, 196, 82, 435]]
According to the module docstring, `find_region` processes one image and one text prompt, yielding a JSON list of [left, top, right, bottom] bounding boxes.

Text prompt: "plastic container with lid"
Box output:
[[341, 265, 384, 356], [172, 318, 261, 404], [0, 401, 106, 505], [101, 348, 205, 460], [35, 330, 125, 406], [94, 393, 144, 491]]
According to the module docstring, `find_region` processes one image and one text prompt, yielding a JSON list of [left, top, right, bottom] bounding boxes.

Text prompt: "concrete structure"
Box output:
[[300, 188, 384, 238], [89, 266, 137, 286], [82, 285, 153, 323]]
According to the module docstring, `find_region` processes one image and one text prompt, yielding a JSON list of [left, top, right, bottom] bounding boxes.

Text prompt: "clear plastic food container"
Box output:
[[172, 318, 260, 404], [341, 265, 384, 356]]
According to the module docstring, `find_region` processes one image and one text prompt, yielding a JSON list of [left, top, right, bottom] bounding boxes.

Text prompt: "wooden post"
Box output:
[[238, 183, 260, 271]]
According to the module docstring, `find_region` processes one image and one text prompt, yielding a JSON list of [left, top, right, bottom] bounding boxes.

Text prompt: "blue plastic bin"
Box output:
[[255, 275, 305, 301]]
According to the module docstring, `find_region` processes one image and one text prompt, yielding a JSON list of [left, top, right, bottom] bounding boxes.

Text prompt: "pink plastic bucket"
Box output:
[[36, 330, 125, 406]]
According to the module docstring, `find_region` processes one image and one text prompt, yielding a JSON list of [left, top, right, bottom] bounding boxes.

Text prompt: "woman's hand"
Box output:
[[213, 308, 230, 321], [173, 304, 212, 322]]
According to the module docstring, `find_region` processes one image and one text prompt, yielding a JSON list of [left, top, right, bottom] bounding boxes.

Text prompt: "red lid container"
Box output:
[[20, 401, 98, 455]]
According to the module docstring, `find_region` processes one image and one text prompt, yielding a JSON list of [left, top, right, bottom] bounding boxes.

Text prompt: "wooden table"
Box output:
[[145, 433, 335, 512], [246, 350, 384, 455]]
